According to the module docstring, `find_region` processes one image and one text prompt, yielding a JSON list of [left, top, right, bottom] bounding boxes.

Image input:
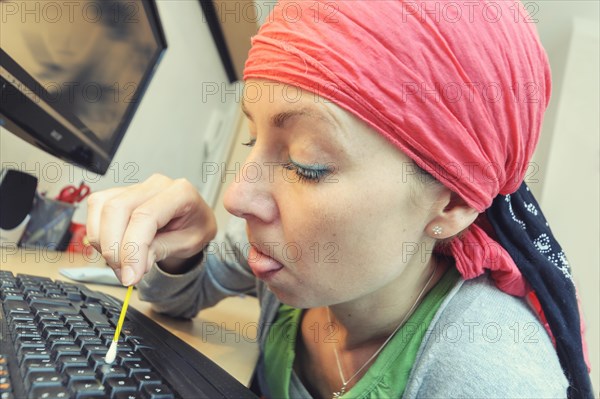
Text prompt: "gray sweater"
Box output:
[[138, 220, 569, 398]]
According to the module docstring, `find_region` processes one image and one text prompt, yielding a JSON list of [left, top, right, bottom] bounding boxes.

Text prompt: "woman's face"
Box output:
[[224, 80, 442, 308]]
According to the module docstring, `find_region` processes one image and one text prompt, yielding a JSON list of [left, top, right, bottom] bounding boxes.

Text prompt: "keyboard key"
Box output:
[[63, 315, 86, 323], [21, 359, 56, 376], [4, 301, 30, 315], [102, 338, 127, 347], [89, 355, 107, 371], [105, 377, 137, 396], [43, 327, 70, 339], [82, 345, 107, 359], [0, 279, 16, 288], [58, 355, 88, 371], [37, 312, 63, 322], [122, 360, 152, 376], [16, 337, 45, 359], [97, 329, 117, 340], [6, 311, 33, 322], [0, 378, 10, 394], [97, 365, 127, 383], [69, 380, 105, 398], [126, 338, 153, 351], [15, 335, 44, 345], [11, 323, 37, 333], [77, 337, 104, 347], [83, 304, 104, 314], [43, 288, 64, 296], [51, 344, 82, 358], [132, 372, 162, 386], [116, 351, 142, 364], [29, 384, 69, 399], [14, 330, 41, 340], [63, 291, 83, 301], [19, 348, 51, 364], [17, 342, 47, 359], [68, 321, 91, 330], [80, 308, 111, 328], [22, 288, 43, 296], [17, 274, 52, 282], [104, 304, 120, 312], [0, 291, 23, 301], [48, 336, 76, 349], [40, 320, 65, 330], [25, 371, 62, 392], [72, 328, 96, 341], [31, 303, 79, 316], [113, 392, 144, 399], [65, 368, 97, 384], [120, 326, 142, 341], [81, 291, 104, 304], [141, 383, 174, 399], [28, 296, 71, 307]]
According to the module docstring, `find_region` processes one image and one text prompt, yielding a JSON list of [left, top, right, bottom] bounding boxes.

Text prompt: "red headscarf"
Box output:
[[243, 0, 551, 297]]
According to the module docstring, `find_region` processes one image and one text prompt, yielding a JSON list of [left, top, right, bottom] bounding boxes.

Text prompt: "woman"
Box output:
[[86, 1, 592, 397]]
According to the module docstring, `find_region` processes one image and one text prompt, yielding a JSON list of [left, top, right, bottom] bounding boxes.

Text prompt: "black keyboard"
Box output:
[[0, 271, 258, 399]]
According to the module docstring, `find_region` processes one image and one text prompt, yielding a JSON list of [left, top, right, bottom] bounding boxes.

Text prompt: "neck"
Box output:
[[326, 254, 448, 349]]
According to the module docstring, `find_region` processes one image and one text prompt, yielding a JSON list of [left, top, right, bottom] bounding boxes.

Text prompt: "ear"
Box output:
[[425, 190, 479, 239]]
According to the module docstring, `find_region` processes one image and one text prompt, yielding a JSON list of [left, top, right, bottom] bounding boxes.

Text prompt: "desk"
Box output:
[[0, 248, 260, 386]]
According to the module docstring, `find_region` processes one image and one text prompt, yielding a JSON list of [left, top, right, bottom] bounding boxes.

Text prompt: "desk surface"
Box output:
[[1, 248, 260, 386]]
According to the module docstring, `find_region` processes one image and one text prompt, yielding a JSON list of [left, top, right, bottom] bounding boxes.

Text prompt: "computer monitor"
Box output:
[[0, 0, 167, 175]]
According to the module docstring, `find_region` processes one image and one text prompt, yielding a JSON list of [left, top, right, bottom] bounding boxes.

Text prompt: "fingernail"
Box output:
[[121, 266, 135, 287]]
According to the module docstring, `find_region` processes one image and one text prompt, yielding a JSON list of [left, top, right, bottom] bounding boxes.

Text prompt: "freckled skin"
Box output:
[[224, 80, 444, 314]]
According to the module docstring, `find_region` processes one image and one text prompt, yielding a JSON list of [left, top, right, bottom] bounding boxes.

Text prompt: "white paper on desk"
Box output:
[[59, 267, 121, 286]]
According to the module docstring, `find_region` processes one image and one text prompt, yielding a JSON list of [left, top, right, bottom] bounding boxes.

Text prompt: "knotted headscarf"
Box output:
[[243, 1, 592, 396]]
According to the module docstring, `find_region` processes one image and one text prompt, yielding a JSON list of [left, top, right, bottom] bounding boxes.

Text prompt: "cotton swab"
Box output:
[[105, 285, 133, 364]]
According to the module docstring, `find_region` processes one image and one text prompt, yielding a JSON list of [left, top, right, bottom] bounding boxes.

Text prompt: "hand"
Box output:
[[86, 174, 217, 286]]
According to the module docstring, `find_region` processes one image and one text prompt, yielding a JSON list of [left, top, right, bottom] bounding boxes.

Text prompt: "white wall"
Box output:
[[0, 0, 240, 223]]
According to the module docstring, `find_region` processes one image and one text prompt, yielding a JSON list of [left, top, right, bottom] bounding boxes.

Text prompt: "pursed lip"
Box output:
[[246, 241, 285, 280]]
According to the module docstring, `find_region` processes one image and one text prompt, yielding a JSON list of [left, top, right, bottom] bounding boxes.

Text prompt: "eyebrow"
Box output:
[[241, 99, 339, 130]]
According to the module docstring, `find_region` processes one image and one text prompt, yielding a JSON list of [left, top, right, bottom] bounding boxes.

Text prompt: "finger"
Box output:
[[120, 179, 203, 285], [98, 175, 171, 274], [86, 187, 128, 254], [149, 227, 208, 268]]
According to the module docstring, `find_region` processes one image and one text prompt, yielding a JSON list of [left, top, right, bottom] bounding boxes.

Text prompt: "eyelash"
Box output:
[[240, 138, 331, 183], [241, 138, 256, 147], [282, 161, 331, 183]]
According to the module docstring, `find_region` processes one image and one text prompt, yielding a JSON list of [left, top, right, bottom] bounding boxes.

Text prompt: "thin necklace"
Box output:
[[326, 262, 439, 399]]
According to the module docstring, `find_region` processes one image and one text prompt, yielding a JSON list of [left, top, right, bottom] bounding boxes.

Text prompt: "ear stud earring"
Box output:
[[432, 225, 443, 236]]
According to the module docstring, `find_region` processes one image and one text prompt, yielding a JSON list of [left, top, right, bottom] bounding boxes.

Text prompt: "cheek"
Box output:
[[277, 180, 426, 277]]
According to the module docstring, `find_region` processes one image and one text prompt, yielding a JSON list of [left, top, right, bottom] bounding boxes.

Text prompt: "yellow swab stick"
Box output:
[[104, 285, 133, 364]]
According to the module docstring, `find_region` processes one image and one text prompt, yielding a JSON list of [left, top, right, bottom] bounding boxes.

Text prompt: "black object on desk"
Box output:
[[0, 271, 258, 399]]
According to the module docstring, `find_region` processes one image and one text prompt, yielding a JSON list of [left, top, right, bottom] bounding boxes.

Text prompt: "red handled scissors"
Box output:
[[57, 182, 91, 204]]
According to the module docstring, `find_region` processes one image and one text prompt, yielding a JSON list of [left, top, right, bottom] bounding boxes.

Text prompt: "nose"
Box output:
[[223, 157, 278, 223]]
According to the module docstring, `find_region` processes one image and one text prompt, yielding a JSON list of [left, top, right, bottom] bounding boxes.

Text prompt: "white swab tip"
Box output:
[[104, 341, 118, 364]]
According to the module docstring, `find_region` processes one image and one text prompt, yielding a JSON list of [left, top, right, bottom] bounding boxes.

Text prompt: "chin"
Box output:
[[269, 286, 318, 309]]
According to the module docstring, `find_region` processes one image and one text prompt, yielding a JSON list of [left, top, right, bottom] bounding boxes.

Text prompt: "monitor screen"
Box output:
[[0, 0, 167, 174]]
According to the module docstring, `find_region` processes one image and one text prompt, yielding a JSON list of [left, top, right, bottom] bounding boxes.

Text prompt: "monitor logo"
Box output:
[[50, 130, 63, 141]]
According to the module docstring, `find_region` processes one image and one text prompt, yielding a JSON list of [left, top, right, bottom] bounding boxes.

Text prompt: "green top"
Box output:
[[264, 267, 460, 399]]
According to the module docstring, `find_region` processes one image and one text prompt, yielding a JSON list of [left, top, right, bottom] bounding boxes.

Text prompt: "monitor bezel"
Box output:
[[0, 0, 167, 175]]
